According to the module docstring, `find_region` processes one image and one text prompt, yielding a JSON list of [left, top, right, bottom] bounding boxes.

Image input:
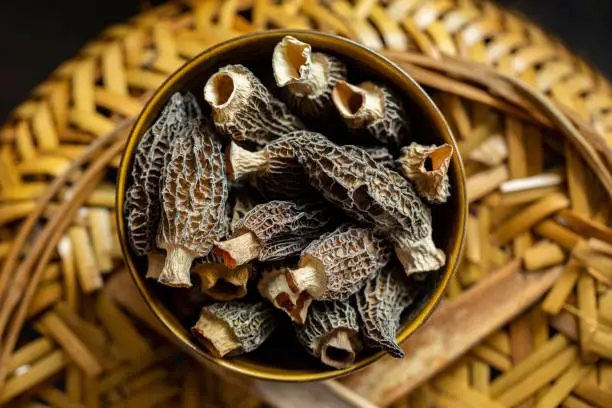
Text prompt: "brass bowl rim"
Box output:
[[116, 29, 467, 382]]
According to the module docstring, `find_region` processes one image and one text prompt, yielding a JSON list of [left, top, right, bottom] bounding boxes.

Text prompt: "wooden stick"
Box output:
[[499, 186, 563, 207], [434, 374, 504, 408], [479, 204, 491, 273], [534, 220, 581, 251], [109, 382, 179, 408], [122, 368, 169, 395], [0, 350, 68, 404], [484, 330, 512, 355], [501, 173, 563, 194], [555, 209, 612, 244], [531, 307, 549, 351], [542, 258, 582, 315], [66, 365, 82, 403], [572, 239, 612, 281], [27, 281, 62, 317], [491, 193, 570, 245], [471, 360, 491, 395], [58, 236, 79, 311], [343, 262, 562, 406], [573, 377, 612, 408]]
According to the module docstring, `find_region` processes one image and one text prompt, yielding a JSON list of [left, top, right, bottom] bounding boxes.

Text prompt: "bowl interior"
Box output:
[[117, 30, 466, 381]]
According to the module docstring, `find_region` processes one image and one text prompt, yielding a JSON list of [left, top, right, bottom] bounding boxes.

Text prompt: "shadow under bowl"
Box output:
[[116, 30, 467, 382]]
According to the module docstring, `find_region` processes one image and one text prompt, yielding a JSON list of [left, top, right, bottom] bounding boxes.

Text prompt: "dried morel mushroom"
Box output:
[[286, 224, 391, 302], [296, 301, 362, 369], [332, 81, 408, 148], [214, 200, 336, 268], [258, 264, 312, 324], [397, 143, 453, 204], [157, 119, 229, 288], [289, 133, 445, 275], [272, 36, 347, 121], [356, 263, 416, 358], [125, 92, 201, 279], [193, 262, 251, 301], [226, 141, 310, 199], [192, 301, 280, 357], [359, 145, 395, 168], [203, 64, 304, 147]]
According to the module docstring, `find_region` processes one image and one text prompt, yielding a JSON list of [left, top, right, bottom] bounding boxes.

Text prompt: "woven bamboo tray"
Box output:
[[1, 1, 612, 407]]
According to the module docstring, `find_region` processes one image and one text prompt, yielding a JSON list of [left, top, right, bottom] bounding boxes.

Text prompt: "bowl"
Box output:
[[116, 30, 466, 381]]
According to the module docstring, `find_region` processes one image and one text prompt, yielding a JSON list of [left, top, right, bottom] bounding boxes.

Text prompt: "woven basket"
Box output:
[[0, 1, 611, 407]]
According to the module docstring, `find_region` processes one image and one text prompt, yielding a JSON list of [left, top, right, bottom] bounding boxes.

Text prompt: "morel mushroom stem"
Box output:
[[397, 143, 454, 204], [272, 35, 312, 88], [213, 232, 261, 268], [226, 142, 268, 181], [321, 329, 359, 369], [158, 246, 196, 287], [286, 262, 324, 298], [332, 81, 384, 129], [192, 313, 241, 357], [204, 69, 252, 124], [392, 234, 446, 275], [258, 267, 312, 324], [194, 263, 250, 300], [145, 252, 165, 280]]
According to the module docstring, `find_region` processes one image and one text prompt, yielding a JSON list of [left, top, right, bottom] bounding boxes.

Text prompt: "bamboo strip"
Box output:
[[501, 173, 563, 194], [58, 236, 79, 311], [478, 205, 491, 273], [471, 344, 512, 371], [409, 386, 431, 408], [466, 165, 509, 202], [96, 293, 152, 361], [468, 134, 508, 166], [471, 359, 491, 395], [466, 214, 481, 264], [563, 395, 597, 408], [497, 346, 578, 406], [523, 241, 566, 271], [0, 351, 69, 404], [536, 361, 593, 408], [38, 386, 86, 408], [534, 220, 581, 251], [68, 226, 103, 293], [109, 382, 180, 408], [600, 291, 612, 327], [531, 307, 549, 350], [484, 331, 512, 355], [87, 208, 114, 273], [587, 329, 612, 360], [84, 377, 101, 408], [7, 337, 55, 373], [565, 144, 591, 217], [344, 262, 562, 405], [550, 312, 579, 341], [41, 263, 61, 284], [86, 184, 116, 208], [491, 193, 571, 245], [573, 378, 612, 408], [434, 374, 504, 408], [122, 368, 169, 395], [491, 334, 569, 397], [37, 311, 103, 377], [572, 239, 612, 281], [429, 390, 472, 408], [0, 201, 37, 225], [27, 281, 62, 317], [600, 362, 612, 390], [542, 258, 582, 315], [182, 367, 200, 408], [577, 274, 598, 363], [66, 365, 82, 403], [499, 186, 563, 207], [556, 209, 612, 244]]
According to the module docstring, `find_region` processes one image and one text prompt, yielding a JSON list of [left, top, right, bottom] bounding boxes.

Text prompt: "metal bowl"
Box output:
[[116, 30, 466, 381]]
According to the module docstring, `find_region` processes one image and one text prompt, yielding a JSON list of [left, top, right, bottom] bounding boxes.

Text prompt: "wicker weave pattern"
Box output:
[[0, 1, 611, 407]]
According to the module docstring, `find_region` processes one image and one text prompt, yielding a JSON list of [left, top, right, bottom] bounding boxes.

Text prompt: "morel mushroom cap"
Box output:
[[204, 64, 304, 147], [193, 262, 251, 301], [356, 263, 416, 358], [214, 200, 336, 268], [192, 301, 280, 357], [286, 133, 445, 275], [397, 143, 454, 204], [332, 81, 408, 148], [296, 301, 362, 369], [226, 140, 311, 199], [286, 225, 391, 301], [258, 265, 312, 324], [273, 36, 347, 121], [359, 145, 395, 168], [157, 119, 229, 288], [125, 92, 200, 278]]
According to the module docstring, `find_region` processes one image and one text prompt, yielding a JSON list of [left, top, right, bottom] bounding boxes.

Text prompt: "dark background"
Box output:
[[0, 0, 610, 122]]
